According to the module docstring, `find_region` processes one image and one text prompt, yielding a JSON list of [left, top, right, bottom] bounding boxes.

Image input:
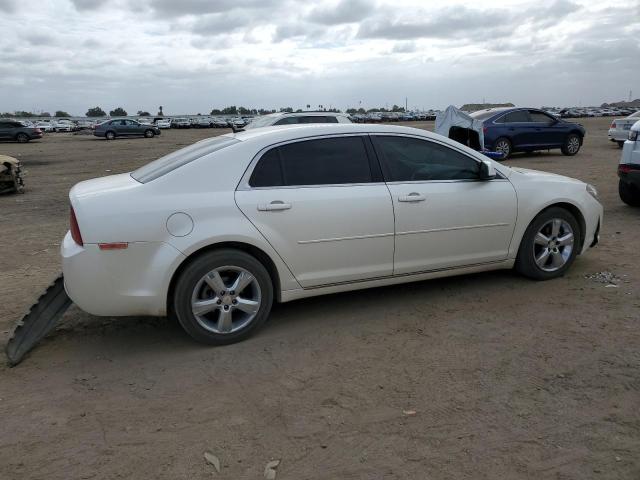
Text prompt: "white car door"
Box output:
[[235, 135, 395, 288], [371, 134, 517, 275]]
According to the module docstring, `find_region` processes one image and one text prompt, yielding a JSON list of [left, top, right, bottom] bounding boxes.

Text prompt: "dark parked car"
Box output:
[[0, 121, 43, 143], [470, 108, 585, 158], [94, 119, 161, 140]]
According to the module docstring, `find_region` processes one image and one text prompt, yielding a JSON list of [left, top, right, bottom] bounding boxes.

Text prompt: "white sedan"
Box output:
[[62, 124, 603, 344], [609, 111, 640, 146]]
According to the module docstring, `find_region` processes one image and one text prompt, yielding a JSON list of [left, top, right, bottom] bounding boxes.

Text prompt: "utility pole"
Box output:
[[405, 97, 408, 112]]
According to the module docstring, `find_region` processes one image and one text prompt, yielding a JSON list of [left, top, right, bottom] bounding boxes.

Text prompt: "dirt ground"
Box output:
[[1, 118, 638, 479]]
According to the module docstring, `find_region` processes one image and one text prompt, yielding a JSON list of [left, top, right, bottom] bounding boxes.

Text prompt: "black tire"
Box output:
[[16, 133, 29, 143], [617, 141, 625, 148], [619, 179, 640, 207], [173, 249, 274, 345], [105, 130, 116, 140], [515, 207, 581, 280], [494, 137, 512, 158], [144, 129, 155, 138], [561, 133, 581, 156]]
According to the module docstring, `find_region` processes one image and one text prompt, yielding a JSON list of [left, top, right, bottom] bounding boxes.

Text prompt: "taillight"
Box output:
[[611, 121, 617, 128], [70, 207, 83, 246], [483, 126, 488, 133]]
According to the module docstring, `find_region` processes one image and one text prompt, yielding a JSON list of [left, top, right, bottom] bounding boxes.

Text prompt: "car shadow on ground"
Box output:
[[22, 269, 526, 364]]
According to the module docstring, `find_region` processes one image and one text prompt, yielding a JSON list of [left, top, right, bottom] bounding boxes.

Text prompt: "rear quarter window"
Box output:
[[131, 136, 240, 183]]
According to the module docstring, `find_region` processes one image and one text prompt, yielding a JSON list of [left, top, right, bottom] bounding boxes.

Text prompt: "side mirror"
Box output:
[[479, 160, 496, 180]]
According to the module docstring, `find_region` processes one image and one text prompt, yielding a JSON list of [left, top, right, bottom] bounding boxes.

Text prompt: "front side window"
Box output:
[[374, 136, 479, 182], [504, 110, 531, 123], [249, 136, 372, 187]]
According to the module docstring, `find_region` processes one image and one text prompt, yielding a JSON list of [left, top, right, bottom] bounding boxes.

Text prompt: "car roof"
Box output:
[[227, 123, 456, 147]]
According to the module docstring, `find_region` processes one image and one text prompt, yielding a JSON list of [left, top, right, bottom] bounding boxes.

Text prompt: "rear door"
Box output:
[[235, 135, 395, 288], [0, 122, 13, 139]]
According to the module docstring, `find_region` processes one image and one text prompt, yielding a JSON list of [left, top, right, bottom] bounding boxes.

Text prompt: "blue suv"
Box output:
[[470, 108, 585, 158]]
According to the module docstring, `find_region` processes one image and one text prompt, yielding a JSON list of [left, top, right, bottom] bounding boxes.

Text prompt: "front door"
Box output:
[[371, 134, 518, 274], [236, 135, 395, 288]]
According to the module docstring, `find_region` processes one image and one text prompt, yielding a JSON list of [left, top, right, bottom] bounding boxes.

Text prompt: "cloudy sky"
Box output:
[[0, 0, 638, 115]]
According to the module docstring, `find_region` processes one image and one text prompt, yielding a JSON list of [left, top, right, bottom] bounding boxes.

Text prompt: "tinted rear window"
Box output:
[[249, 136, 372, 187], [131, 136, 240, 183]]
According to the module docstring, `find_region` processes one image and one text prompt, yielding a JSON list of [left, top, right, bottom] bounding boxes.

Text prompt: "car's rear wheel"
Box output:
[[144, 129, 155, 138], [619, 179, 640, 207], [494, 137, 512, 158], [515, 207, 581, 280], [105, 131, 116, 140], [561, 134, 581, 155], [173, 249, 274, 345], [16, 133, 29, 143]]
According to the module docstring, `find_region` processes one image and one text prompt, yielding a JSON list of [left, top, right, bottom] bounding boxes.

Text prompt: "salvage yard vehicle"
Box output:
[[171, 118, 191, 129], [0, 120, 43, 142], [470, 107, 586, 158], [618, 120, 640, 206], [246, 111, 351, 129], [0, 154, 25, 194], [61, 124, 602, 346], [609, 111, 640, 147], [156, 119, 172, 129], [94, 119, 161, 140]]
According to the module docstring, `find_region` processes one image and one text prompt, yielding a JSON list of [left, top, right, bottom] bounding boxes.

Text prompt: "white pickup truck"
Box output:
[[609, 111, 640, 147]]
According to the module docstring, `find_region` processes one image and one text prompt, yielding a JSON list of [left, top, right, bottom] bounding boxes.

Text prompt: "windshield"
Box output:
[[131, 136, 240, 183], [245, 114, 279, 129]]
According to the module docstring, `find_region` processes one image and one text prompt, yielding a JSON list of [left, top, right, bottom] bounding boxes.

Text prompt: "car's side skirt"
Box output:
[[279, 259, 514, 303]]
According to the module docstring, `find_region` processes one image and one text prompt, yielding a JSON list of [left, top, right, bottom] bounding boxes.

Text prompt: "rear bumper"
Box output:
[[61, 232, 185, 316]]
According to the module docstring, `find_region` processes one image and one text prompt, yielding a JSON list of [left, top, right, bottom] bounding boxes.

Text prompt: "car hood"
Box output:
[[509, 167, 584, 184]]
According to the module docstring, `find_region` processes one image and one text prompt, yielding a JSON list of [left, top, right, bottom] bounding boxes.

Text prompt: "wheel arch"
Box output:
[[568, 129, 584, 142], [166, 241, 283, 315]]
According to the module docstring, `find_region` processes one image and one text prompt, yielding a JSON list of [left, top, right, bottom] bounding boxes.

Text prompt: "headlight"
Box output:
[[629, 129, 639, 141], [586, 184, 598, 199]]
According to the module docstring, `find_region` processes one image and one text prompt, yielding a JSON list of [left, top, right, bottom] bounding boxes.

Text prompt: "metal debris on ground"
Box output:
[[5, 275, 72, 366], [0, 155, 25, 194], [203, 451, 221, 473], [264, 459, 281, 480]]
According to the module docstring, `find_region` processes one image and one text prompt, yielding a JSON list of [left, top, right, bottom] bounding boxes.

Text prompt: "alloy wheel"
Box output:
[[495, 139, 511, 156], [191, 266, 262, 334], [532, 218, 574, 272], [567, 136, 580, 154]]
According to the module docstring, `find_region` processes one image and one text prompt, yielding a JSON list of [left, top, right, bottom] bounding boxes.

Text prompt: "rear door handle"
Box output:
[[398, 192, 426, 202], [257, 201, 292, 211]]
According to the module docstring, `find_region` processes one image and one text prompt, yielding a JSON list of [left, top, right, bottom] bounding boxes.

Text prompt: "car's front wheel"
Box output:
[[515, 207, 581, 280], [16, 133, 30, 143], [173, 249, 274, 345], [105, 131, 116, 140], [144, 129, 155, 138], [619, 179, 640, 207], [561, 134, 581, 156], [494, 137, 512, 158]]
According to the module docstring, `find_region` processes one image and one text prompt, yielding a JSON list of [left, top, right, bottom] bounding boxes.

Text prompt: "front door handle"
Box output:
[[257, 201, 292, 211], [398, 192, 426, 203]]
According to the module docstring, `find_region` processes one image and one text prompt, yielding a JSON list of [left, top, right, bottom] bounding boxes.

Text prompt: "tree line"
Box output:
[[1, 104, 407, 119]]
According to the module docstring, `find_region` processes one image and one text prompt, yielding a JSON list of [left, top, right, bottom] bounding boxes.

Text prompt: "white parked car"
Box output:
[[609, 111, 640, 147], [35, 121, 56, 132], [156, 119, 172, 129], [55, 120, 76, 132], [618, 120, 640, 206], [62, 124, 602, 345], [246, 112, 351, 129]]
